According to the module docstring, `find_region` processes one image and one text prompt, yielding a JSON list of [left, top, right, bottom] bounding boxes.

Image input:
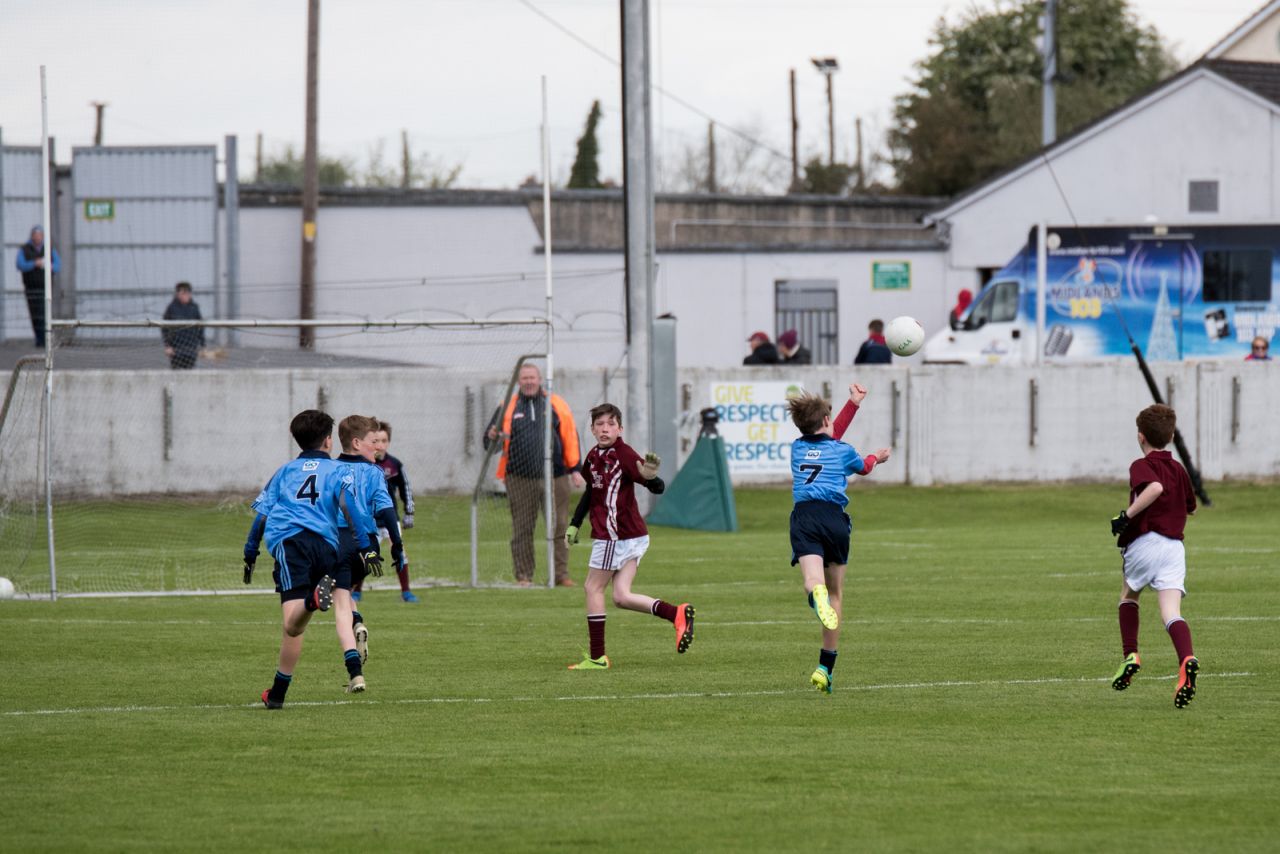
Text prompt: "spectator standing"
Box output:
[[15, 225, 60, 348], [778, 329, 812, 365], [484, 363, 584, 587], [854, 319, 893, 365], [950, 289, 974, 327], [162, 282, 205, 370], [1245, 336, 1271, 361], [743, 331, 780, 365]]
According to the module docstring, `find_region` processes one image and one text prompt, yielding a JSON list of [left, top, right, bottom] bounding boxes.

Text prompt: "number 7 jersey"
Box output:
[[791, 434, 865, 508]]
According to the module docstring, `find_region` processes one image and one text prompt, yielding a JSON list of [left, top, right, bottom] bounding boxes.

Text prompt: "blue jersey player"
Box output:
[[335, 414, 406, 666], [243, 410, 380, 708], [786, 384, 890, 694]]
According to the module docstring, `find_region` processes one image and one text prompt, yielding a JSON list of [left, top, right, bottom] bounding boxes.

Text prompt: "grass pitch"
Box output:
[[2, 483, 1278, 852]]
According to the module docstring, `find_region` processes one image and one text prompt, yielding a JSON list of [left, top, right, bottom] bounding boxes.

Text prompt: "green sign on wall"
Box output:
[[84, 199, 115, 220], [872, 260, 911, 290]]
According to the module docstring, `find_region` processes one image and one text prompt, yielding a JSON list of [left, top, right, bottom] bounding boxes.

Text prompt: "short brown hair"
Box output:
[[590, 403, 622, 427], [1136, 404, 1175, 449], [787, 392, 831, 435], [377, 419, 392, 441], [338, 414, 380, 451], [289, 410, 333, 451]]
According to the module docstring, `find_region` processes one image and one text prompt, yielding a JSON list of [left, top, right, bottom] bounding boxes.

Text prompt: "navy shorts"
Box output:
[[334, 528, 367, 591], [789, 500, 851, 567], [272, 530, 338, 602]]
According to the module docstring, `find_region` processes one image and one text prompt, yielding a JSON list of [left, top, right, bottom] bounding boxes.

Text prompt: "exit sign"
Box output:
[[84, 199, 115, 220]]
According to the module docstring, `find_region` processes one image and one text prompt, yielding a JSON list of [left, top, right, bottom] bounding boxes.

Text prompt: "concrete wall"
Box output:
[[3, 362, 1275, 500]]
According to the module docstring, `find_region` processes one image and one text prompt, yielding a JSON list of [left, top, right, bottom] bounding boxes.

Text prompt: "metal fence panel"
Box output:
[[70, 146, 216, 334], [2, 146, 44, 343]]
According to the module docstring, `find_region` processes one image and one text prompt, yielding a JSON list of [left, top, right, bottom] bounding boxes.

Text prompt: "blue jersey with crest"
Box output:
[[790, 434, 865, 508], [252, 451, 361, 553], [336, 456, 394, 538]]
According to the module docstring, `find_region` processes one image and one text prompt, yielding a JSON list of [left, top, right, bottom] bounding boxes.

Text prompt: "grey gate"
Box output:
[[70, 146, 217, 335], [1, 141, 46, 343], [775, 278, 838, 363]]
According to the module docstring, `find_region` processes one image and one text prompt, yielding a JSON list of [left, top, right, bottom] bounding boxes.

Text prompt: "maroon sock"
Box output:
[[397, 567, 410, 593], [651, 600, 678, 623], [587, 614, 606, 659], [1118, 601, 1140, 656], [1167, 618, 1194, 662]]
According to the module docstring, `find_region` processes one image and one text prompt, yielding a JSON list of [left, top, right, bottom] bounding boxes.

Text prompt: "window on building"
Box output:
[[1188, 180, 1219, 214], [1202, 249, 1272, 302], [966, 280, 1020, 328]]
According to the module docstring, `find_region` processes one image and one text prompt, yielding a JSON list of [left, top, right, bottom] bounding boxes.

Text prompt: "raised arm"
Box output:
[[832, 383, 867, 440]]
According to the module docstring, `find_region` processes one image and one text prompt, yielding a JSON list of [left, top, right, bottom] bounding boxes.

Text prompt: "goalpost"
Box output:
[[0, 318, 564, 599]]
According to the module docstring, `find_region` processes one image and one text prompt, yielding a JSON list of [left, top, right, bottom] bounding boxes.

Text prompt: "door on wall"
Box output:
[[775, 279, 838, 363]]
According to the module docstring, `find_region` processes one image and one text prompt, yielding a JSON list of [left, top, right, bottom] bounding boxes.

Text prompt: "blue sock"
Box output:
[[270, 670, 292, 700], [819, 648, 838, 675], [352, 610, 363, 627], [808, 591, 815, 610], [344, 649, 362, 678]]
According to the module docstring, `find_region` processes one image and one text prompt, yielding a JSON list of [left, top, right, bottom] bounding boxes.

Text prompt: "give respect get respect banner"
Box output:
[[711, 381, 804, 476]]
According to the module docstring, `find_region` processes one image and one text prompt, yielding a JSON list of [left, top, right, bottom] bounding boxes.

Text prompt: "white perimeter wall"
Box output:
[[936, 71, 1280, 274], [3, 362, 1275, 498], [230, 206, 951, 368]]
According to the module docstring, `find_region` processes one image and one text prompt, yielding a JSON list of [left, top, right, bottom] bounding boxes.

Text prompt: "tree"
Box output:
[[255, 145, 355, 187], [568, 100, 604, 189], [797, 157, 859, 195], [888, 0, 1177, 196], [662, 117, 790, 195], [361, 135, 461, 189]]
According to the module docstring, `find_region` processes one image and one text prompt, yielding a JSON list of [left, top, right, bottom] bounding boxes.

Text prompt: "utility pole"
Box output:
[[255, 132, 264, 182], [789, 68, 799, 191], [1042, 0, 1058, 145], [811, 57, 839, 165], [854, 117, 865, 191], [90, 101, 107, 146], [299, 0, 320, 350], [620, 0, 656, 490], [401, 129, 411, 188], [706, 121, 717, 194]]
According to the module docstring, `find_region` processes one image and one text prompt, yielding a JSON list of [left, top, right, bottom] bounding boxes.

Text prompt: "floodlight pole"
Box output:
[[40, 66, 57, 601], [299, 0, 320, 350], [1042, 0, 1057, 145], [541, 76, 556, 589], [621, 0, 657, 509]]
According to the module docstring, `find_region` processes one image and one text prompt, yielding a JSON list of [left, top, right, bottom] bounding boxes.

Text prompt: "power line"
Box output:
[[513, 0, 792, 162]]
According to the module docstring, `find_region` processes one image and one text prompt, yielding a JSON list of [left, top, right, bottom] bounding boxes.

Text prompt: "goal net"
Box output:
[[0, 319, 567, 598]]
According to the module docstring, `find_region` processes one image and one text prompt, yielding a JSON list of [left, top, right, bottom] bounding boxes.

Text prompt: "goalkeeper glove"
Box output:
[[565, 525, 580, 547], [403, 513, 414, 530], [242, 557, 255, 585], [638, 452, 661, 480], [1110, 510, 1129, 537], [361, 548, 384, 577]]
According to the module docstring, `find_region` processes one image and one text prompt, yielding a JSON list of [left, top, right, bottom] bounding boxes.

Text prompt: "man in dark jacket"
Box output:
[[743, 331, 780, 365], [778, 329, 812, 365], [854, 319, 893, 365], [15, 225, 60, 348], [484, 362, 584, 586], [162, 282, 205, 369]]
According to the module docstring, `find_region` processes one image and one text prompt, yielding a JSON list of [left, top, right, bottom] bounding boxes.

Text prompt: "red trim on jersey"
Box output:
[[859, 453, 877, 476], [832, 400, 859, 440]]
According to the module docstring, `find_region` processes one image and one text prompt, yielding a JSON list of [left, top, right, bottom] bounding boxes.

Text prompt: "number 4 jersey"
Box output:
[[790, 434, 865, 508], [252, 450, 360, 553]]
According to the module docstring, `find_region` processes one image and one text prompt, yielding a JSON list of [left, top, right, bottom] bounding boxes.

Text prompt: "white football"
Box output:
[[885, 316, 926, 357], [0, 577, 14, 600]]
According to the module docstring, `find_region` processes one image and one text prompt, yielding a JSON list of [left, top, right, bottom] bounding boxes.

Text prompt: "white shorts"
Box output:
[[1121, 532, 1187, 595], [589, 536, 650, 571]]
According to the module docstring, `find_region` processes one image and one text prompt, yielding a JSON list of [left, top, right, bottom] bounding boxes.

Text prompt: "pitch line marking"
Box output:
[[1, 672, 1257, 718]]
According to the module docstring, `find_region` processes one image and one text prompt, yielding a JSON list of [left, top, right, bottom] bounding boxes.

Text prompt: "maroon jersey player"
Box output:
[[563, 403, 695, 670], [1109, 404, 1199, 709]]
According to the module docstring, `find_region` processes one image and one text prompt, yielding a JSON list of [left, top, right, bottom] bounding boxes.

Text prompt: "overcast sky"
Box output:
[[1, 1, 1261, 189]]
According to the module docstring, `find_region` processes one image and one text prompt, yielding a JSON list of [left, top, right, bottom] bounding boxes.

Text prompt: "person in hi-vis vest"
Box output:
[[484, 362, 584, 586]]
